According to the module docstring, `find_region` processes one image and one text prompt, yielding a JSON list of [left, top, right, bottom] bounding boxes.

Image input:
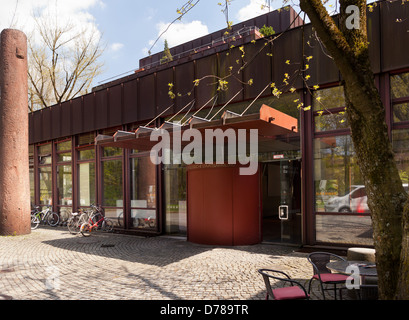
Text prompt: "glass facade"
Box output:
[[164, 164, 187, 235], [313, 86, 373, 245], [130, 155, 157, 229], [28, 71, 409, 247]]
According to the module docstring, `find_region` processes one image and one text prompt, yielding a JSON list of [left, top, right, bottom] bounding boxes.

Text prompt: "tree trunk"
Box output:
[[300, 0, 409, 299]]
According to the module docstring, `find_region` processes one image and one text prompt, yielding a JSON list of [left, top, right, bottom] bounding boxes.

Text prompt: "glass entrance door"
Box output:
[[262, 159, 302, 244]]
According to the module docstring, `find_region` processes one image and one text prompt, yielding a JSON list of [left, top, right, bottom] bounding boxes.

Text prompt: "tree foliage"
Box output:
[[27, 13, 104, 112]]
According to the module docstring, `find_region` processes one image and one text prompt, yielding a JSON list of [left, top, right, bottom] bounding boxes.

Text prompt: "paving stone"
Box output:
[[0, 227, 345, 300]]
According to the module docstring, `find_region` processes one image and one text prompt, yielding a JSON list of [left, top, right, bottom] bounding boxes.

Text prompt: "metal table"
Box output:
[[327, 260, 378, 299], [326, 260, 377, 277]]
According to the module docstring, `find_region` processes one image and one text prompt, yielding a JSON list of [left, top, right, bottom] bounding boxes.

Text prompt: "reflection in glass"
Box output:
[[164, 164, 187, 235], [130, 156, 156, 229], [57, 152, 72, 162], [393, 129, 409, 186], [102, 160, 123, 207], [393, 102, 409, 123], [56, 140, 71, 152], [103, 147, 122, 157], [131, 209, 157, 228], [104, 208, 123, 227], [38, 144, 51, 155], [314, 135, 367, 213], [79, 149, 95, 161], [78, 162, 95, 206], [391, 72, 409, 99], [315, 112, 348, 132], [39, 166, 52, 205], [316, 215, 373, 245], [30, 167, 34, 205], [313, 86, 346, 111], [57, 165, 72, 205]]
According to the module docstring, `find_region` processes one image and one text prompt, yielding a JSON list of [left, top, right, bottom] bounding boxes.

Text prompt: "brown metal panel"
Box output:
[[51, 104, 61, 138], [123, 79, 138, 123], [267, 10, 282, 34], [28, 113, 34, 144], [201, 34, 213, 46], [272, 27, 303, 90], [41, 107, 52, 141], [195, 54, 218, 109], [138, 73, 156, 121], [156, 67, 174, 117], [71, 97, 83, 135], [218, 47, 244, 105], [108, 84, 123, 127], [95, 89, 108, 130], [32, 110, 43, 143], [254, 15, 268, 29], [60, 100, 72, 137], [381, 0, 409, 72], [367, 5, 381, 74], [174, 62, 195, 113], [303, 24, 340, 86], [83, 92, 95, 132], [243, 40, 272, 100]]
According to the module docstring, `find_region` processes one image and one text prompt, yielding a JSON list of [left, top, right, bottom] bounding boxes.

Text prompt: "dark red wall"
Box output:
[[187, 164, 260, 246]]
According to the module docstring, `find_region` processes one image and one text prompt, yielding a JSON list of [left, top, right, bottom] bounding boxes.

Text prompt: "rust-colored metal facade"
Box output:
[[28, 1, 409, 246]]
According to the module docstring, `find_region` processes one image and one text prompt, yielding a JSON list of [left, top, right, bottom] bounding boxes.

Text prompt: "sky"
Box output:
[[0, 0, 343, 87]]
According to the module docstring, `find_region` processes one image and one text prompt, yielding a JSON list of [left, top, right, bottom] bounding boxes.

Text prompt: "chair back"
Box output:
[[258, 269, 309, 299], [307, 252, 346, 275]]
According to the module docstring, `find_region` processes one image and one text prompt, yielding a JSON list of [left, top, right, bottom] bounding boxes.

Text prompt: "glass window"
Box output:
[[102, 160, 123, 207], [78, 132, 95, 146], [393, 102, 409, 123], [30, 166, 34, 205], [313, 86, 346, 111], [38, 144, 52, 165], [57, 165, 72, 205], [103, 147, 122, 158], [130, 156, 157, 229], [393, 129, 409, 186], [79, 149, 95, 161], [315, 112, 349, 132], [39, 166, 52, 205], [78, 162, 95, 206], [391, 72, 409, 99], [164, 164, 187, 235], [57, 152, 72, 162], [314, 135, 367, 213], [56, 140, 71, 152], [316, 215, 373, 245], [38, 144, 51, 155]]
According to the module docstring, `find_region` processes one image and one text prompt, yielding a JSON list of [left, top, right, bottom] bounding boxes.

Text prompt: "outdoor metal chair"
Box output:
[[307, 252, 350, 300], [258, 269, 310, 300]]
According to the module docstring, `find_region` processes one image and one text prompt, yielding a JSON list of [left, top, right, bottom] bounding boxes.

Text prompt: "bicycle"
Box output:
[[31, 205, 60, 230], [67, 208, 92, 234], [80, 204, 114, 236]]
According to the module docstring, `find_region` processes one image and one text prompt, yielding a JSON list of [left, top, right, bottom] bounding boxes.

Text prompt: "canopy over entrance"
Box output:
[[95, 104, 298, 151]]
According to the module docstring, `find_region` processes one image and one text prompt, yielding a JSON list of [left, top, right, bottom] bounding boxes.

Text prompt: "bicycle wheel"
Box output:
[[47, 212, 60, 227], [102, 218, 114, 232], [80, 222, 92, 237], [31, 214, 40, 230], [67, 217, 80, 234]]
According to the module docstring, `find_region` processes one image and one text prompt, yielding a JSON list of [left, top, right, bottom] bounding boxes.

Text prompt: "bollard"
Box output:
[[0, 29, 30, 236]]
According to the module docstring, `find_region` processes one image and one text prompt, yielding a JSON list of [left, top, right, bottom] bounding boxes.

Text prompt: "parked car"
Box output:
[[325, 184, 408, 213], [325, 185, 368, 213]]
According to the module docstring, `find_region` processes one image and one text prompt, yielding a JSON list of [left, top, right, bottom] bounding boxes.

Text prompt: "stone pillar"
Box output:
[[0, 29, 30, 235]]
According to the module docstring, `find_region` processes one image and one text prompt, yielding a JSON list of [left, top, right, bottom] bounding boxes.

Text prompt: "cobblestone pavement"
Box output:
[[0, 227, 343, 300]]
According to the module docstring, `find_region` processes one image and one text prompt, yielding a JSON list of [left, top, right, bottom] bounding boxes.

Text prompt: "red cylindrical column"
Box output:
[[0, 29, 30, 235]]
